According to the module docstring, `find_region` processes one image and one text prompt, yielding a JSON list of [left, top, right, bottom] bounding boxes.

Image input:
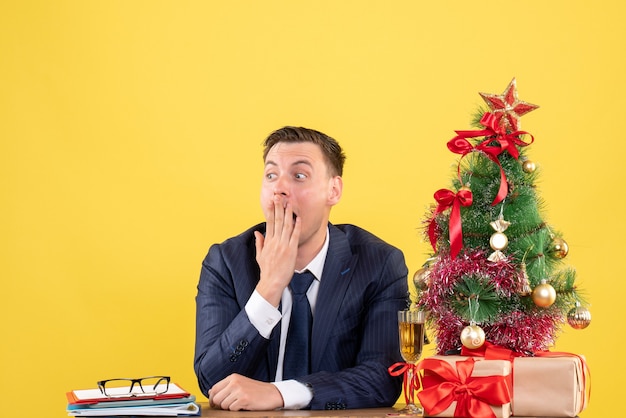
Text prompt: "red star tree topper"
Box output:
[[479, 78, 539, 131]]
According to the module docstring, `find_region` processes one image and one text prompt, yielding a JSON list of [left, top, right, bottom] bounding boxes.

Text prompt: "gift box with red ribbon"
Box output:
[[416, 355, 512, 418], [512, 354, 589, 417], [458, 343, 590, 417]]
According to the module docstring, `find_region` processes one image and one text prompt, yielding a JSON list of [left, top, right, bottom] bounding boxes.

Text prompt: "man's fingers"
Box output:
[[264, 198, 275, 238], [254, 231, 265, 263], [280, 201, 295, 240], [209, 374, 284, 411], [208, 377, 234, 410], [272, 195, 285, 236], [290, 214, 301, 246]]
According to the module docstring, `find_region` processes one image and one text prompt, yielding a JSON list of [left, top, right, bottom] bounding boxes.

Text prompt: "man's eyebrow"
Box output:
[[292, 159, 313, 168], [264, 159, 313, 168]]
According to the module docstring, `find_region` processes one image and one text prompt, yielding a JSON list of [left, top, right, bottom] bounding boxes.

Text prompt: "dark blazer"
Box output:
[[194, 222, 408, 409]]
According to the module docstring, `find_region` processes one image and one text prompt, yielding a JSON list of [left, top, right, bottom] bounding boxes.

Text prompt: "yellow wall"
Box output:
[[1, 1, 623, 416]]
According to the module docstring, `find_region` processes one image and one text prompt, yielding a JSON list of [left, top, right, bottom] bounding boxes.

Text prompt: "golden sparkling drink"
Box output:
[[399, 321, 424, 363]]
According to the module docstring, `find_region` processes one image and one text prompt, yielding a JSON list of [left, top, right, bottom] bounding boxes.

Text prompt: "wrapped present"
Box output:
[[512, 354, 589, 417], [416, 355, 512, 418], [460, 343, 590, 417]]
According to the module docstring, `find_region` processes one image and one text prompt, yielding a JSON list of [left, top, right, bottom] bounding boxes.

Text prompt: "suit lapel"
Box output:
[[231, 224, 264, 308], [311, 224, 358, 371]]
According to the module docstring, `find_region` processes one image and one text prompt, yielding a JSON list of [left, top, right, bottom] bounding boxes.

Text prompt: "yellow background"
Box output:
[[1, 1, 623, 416]]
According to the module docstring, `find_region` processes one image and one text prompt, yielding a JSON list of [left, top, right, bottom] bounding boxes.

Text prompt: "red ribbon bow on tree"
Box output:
[[428, 187, 473, 259], [417, 357, 511, 418], [447, 112, 534, 206]]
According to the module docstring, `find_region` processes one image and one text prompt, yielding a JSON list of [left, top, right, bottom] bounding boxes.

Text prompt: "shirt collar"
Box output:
[[295, 227, 329, 281]]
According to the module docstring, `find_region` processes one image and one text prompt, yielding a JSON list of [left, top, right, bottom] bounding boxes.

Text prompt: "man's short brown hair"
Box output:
[[262, 126, 346, 177]]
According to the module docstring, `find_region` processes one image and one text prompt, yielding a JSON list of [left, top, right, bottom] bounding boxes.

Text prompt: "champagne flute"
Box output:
[[397, 309, 425, 415]]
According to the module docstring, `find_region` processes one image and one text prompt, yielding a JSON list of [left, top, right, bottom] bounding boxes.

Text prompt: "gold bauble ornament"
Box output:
[[549, 237, 569, 259], [532, 279, 556, 308], [522, 159, 536, 173], [413, 267, 431, 292], [460, 324, 486, 349], [567, 302, 592, 329]]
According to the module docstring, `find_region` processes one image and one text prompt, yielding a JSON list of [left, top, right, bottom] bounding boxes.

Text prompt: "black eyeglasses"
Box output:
[[97, 376, 170, 398]]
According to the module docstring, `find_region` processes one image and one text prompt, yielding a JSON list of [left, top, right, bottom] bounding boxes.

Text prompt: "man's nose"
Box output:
[[273, 175, 289, 196]]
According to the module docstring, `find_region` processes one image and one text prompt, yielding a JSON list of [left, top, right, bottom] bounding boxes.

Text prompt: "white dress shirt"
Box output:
[[244, 228, 329, 409]]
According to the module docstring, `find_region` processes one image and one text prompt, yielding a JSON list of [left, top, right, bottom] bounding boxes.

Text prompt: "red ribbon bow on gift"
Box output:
[[416, 357, 511, 418], [447, 112, 534, 206], [428, 187, 473, 259]]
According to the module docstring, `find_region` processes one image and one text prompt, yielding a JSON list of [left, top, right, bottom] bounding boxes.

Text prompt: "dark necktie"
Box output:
[[282, 271, 315, 380]]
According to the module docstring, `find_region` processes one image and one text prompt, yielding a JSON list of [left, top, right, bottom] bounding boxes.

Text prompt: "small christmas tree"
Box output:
[[416, 78, 591, 355]]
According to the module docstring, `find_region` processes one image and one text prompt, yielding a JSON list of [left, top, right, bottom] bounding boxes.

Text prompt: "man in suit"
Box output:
[[194, 126, 408, 410]]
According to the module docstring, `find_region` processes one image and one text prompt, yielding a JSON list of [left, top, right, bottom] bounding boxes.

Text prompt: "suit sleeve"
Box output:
[[193, 242, 271, 396], [304, 246, 408, 409]]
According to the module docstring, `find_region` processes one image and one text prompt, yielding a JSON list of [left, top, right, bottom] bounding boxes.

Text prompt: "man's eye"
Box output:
[[295, 173, 307, 180], [266, 173, 277, 180]]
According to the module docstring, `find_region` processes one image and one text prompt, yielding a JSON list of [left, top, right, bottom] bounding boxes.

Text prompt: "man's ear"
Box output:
[[328, 176, 343, 205]]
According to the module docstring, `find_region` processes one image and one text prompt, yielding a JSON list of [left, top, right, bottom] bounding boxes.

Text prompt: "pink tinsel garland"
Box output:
[[419, 248, 563, 354]]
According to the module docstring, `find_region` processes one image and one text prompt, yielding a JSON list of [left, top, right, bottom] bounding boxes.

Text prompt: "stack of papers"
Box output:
[[66, 383, 200, 416]]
